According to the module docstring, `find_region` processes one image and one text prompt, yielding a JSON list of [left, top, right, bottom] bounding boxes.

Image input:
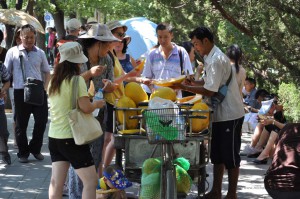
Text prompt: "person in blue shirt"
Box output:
[[243, 77, 257, 106]]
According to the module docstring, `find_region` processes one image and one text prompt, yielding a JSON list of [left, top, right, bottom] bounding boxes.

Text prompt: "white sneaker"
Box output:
[[247, 146, 263, 157], [241, 145, 262, 155], [240, 144, 252, 156]]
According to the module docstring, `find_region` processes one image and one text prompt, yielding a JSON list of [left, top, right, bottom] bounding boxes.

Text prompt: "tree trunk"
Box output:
[[26, 0, 34, 15], [0, 0, 8, 9], [36, 14, 46, 51], [15, 0, 23, 10], [50, 0, 65, 40], [4, 24, 15, 49]]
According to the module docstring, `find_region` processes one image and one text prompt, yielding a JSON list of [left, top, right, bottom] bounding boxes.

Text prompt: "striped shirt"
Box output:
[[142, 43, 193, 97]]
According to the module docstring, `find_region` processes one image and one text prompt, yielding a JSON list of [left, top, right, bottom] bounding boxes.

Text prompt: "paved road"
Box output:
[[0, 111, 271, 199]]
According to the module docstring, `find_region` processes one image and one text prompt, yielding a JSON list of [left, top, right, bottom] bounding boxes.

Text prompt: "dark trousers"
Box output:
[[14, 89, 48, 158], [0, 104, 9, 154]]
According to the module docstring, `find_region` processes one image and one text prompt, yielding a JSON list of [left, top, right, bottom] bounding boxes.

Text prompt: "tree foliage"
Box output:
[[1, 0, 299, 97], [278, 83, 300, 122]]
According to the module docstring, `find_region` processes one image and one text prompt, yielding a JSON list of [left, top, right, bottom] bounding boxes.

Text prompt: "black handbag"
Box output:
[[19, 54, 44, 106]]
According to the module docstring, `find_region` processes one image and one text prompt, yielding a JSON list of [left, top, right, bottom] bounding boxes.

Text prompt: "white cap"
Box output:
[[59, 42, 88, 63], [66, 18, 81, 31]]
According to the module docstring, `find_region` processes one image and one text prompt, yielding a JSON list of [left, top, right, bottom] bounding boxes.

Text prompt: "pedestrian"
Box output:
[[172, 26, 245, 199], [47, 27, 56, 66], [9, 27, 22, 149], [0, 29, 11, 165], [114, 35, 137, 73], [66, 23, 119, 199], [100, 20, 149, 173], [54, 18, 81, 66], [142, 22, 194, 98], [226, 44, 246, 99], [48, 42, 105, 199], [4, 24, 50, 163]]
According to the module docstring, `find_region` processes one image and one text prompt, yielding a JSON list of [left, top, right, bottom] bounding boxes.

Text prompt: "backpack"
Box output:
[[54, 39, 73, 66]]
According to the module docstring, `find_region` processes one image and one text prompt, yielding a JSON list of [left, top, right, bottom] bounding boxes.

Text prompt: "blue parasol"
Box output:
[[120, 17, 157, 60]]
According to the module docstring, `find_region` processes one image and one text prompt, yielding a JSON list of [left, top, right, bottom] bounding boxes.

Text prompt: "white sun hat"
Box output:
[[58, 42, 88, 63], [79, 24, 121, 42]]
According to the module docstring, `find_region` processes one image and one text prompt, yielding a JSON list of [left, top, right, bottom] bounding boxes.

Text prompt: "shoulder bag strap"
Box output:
[[19, 49, 26, 82], [71, 76, 79, 109], [178, 47, 184, 75], [225, 67, 232, 86]]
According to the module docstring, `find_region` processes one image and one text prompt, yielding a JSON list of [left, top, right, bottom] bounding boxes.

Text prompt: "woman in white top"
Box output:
[[226, 44, 246, 99]]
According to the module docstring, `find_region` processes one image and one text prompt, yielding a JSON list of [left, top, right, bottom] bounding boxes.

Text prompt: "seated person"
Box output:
[[243, 77, 257, 105], [247, 89, 269, 113], [264, 123, 300, 199], [252, 111, 286, 164], [96, 165, 132, 199], [241, 99, 286, 157]]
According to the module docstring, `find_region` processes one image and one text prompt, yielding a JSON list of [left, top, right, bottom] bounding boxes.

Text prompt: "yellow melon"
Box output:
[[177, 96, 195, 103], [125, 82, 148, 105], [153, 75, 186, 87], [191, 102, 210, 132], [150, 87, 177, 102], [134, 59, 146, 72], [142, 158, 161, 175], [116, 96, 138, 129]]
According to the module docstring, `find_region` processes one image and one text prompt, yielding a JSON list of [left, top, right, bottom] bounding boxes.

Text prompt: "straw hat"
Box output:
[[79, 24, 121, 42], [58, 42, 88, 63], [106, 20, 127, 32]]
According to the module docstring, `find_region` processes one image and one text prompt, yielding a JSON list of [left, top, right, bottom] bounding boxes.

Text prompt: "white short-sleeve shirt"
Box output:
[[202, 46, 244, 122]]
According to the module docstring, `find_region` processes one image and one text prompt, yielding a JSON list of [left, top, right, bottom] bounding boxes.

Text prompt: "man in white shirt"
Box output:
[[173, 27, 244, 199], [142, 22, 193, 98]]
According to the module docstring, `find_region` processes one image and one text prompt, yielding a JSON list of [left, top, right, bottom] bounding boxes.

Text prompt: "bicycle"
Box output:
[[142, 107, 211, 199], [113, 104, 212, 198]]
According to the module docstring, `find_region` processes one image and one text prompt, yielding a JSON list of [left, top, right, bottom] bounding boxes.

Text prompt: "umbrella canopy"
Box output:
[[120, 17, 157, 60], [0, 9, 44, 34]]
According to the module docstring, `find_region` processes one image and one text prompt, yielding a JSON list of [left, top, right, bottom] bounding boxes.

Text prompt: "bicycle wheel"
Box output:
[[166, 168, 177, 199]]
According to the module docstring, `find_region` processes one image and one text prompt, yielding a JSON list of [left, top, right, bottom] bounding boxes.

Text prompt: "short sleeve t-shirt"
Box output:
[[202, 46, 244, 122], [142, 43, 193, 97], [48, 76, 88, 139]]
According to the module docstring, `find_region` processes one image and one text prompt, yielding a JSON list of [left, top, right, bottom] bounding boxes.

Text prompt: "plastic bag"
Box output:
[[147, 97, 185, 140]]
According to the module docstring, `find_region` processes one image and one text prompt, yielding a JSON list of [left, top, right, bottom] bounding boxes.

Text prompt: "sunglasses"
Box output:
[[115, 32, 126, 38]]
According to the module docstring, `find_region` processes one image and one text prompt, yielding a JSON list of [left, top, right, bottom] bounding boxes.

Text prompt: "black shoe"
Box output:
[[247, 152, 261, 158], [253, 158, 268, 165], [2, 153, 11, 165], [32, 153, 44, 160], [18, 157, 29, 163]]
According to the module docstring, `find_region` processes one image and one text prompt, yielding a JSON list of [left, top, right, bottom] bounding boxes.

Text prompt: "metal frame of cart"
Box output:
[[113, 103, 213, 198]]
